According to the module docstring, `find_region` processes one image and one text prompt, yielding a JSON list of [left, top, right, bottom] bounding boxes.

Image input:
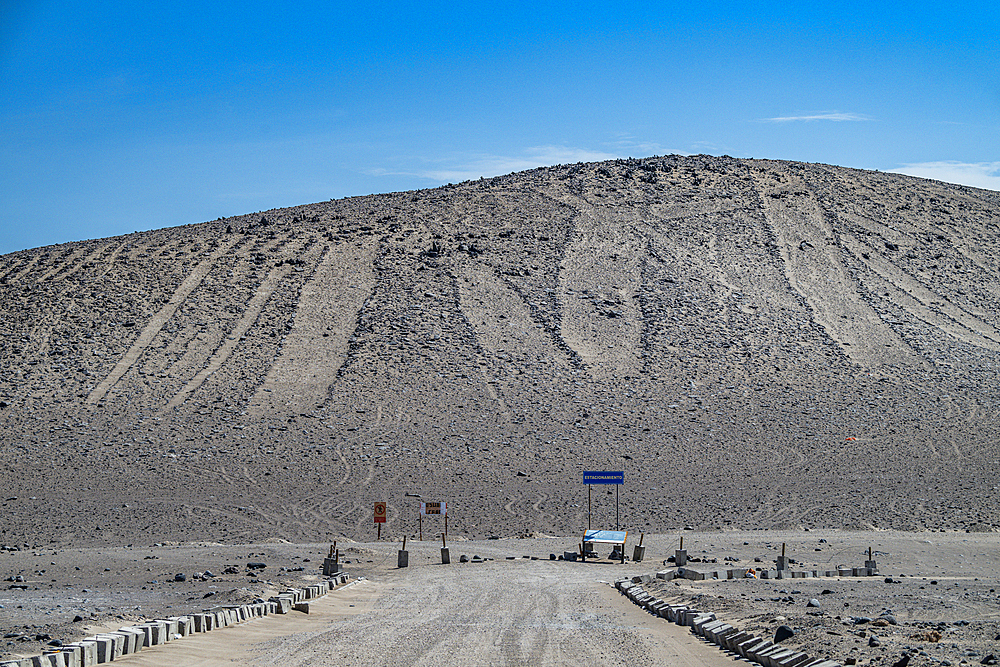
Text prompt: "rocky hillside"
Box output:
[[2, 155, 999, 547]]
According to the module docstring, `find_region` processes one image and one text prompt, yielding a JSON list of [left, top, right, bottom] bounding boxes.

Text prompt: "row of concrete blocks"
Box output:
[[0, 573, 351, 667], [615, 578, 842, 667], [657, 567, 877, 582]]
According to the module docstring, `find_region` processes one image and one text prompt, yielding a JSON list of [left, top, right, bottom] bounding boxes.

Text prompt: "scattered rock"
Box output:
[[173, 573, 186, 582], [807, 598, 820, 608], [774, 625, 795, 643]]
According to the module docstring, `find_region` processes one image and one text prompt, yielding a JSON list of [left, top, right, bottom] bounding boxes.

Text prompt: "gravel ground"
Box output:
[[3, 531, 999, 665]]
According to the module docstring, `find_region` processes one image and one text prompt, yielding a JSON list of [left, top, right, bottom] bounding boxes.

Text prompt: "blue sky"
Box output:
[[1, 0, 997, 255]]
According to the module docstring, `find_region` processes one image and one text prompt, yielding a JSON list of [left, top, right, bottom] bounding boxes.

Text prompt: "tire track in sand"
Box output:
[[164, 259, 296, 410], [86, 237, 239, 404]]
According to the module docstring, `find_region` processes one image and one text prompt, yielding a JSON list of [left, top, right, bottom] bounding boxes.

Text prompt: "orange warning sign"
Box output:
[[374, 501, 387, 523]]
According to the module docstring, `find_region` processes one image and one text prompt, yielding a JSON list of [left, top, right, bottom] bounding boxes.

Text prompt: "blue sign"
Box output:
[[583, 470, 624, 485], [584, 529, 628, 543]]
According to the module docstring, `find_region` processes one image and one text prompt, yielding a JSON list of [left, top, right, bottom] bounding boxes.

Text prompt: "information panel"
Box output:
[[420, 501, 446, 515], [583, 529, 628, 544]]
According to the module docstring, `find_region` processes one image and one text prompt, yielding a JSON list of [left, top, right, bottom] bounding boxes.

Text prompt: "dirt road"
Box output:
[[121, 558, 733, 667]]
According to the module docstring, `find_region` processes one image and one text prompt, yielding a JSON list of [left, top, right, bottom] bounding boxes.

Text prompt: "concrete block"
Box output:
[[722, 631, 753, 650], [737, 636, 766, 657], [293, 602, 310, 614], [697, 619, 724, 637], [32, 655, 66, 667], [632, 545, 645, 562], [756, 645, 788, 666], [172, 616, 192, 636], [92, 634, 121, 662], [655, 569, 675, 580], [43, 651, 75, 667], [780, 650, 815, 667], [677, 609, 700, 626], [64, 642, 97, 667], [674, 549, 688, 566], [398, 550, 409, 567], [322, 557, 341, 577], [746, 640, 774, 660], [141, 622, 162, 644], [155, 619, 178, 639], [0, 660, 28, 667], [711, 625, 737, 644], [441, 547, 451, 564], [115, 627, 144, 653], [53, 647, 81, 667], [778, 653, 813, 667], [617, 580, 633, 591], [837, 568, 851, 577], [690, 611, 715, 627], [763, 648, 795, 667]]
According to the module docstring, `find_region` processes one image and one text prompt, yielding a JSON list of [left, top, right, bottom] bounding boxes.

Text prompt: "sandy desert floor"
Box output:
[[2, 531, 998, 665]]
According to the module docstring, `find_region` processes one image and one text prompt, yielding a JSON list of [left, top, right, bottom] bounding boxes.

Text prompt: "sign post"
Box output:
[[420, 502, 447, 541], [374, 502, 386, 540], [582, 471, 624, 530]]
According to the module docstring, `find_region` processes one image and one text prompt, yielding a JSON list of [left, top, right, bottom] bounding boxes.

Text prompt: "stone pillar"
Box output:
[[675, 549, 688, 567]]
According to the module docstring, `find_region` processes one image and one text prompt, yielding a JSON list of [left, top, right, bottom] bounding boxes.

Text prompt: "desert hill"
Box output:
[[2, 154, 999, 547]]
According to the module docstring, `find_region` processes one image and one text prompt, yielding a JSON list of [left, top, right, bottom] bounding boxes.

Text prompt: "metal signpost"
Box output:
[[582, 470, 624, 530]]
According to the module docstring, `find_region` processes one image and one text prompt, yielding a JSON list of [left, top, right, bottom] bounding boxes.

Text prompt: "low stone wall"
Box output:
[[0, 573, 351, 667], [616, 574, 843, 667], [660, 565, 877, 581]]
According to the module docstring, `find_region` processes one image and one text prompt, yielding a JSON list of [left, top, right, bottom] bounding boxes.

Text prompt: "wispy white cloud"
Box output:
[[759, 111, 873, 122], [372, 144, 699, 183], [373, 145, 622, 182], [888, 161, 1000, 191]]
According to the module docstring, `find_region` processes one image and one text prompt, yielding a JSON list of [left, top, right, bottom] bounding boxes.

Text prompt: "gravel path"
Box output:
[[107, 558, 732, 666], [244, 560, 733, 667]]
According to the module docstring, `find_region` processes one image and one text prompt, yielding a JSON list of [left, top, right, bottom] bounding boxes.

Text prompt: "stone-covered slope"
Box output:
[[2, 155, 999, 546]]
